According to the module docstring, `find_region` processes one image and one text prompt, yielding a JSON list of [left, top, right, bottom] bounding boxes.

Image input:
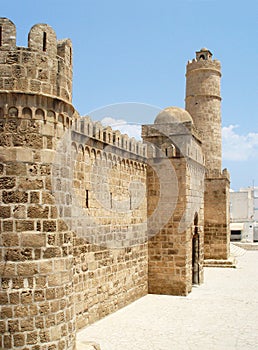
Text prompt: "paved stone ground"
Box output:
[[77, 245, 258, 350]]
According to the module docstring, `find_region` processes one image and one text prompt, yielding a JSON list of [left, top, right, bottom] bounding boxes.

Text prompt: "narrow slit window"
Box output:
[[130, 195, 132, 210], [86, 190, 89, 208], [0, 26, 2, 47], [43, 32, 47, 52], [110, 192, 113, 209]]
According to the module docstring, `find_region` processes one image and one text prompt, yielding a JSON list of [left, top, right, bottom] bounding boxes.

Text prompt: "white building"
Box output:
[[230, 187, 258, 242]]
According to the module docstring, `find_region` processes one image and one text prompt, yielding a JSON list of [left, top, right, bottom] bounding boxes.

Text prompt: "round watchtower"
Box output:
[[185, 48, 222, 173], [0, 18, 76, 350]]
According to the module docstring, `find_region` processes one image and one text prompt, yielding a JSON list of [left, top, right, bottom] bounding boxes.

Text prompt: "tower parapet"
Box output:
[[0, 18, 73, 103], [186, 57, 221, 100], [187, 48, 221, 71]]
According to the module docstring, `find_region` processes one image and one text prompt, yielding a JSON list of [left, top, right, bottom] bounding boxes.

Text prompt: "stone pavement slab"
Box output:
[[77, 248, 258, 350]]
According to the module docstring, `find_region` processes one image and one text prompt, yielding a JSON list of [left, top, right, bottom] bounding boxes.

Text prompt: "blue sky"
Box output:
[[2, 0, 258, 190]]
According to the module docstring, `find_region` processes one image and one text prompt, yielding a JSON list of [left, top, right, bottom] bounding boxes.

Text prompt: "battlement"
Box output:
[[0, 18, 73, 103], [186, 58, 221, 75], [73, 115, 147, 158], [206, 168, 230, 181]]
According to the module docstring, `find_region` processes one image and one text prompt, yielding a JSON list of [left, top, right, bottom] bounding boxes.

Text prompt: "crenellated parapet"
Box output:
[[0, 18, 73, 103], [186, 48, 221, 100], [186, 58, 221, 75], [0, 18, 148, 160], [206, 168, 230, 181], [73, 115, 147, 158]]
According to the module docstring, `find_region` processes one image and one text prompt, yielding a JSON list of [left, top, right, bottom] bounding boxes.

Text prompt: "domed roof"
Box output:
[[154, 106, 193, 124]]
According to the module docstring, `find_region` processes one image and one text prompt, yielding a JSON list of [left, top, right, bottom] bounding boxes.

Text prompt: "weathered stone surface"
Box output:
[[0, 205, 11, 218], [27, 205, 49, 218], [16, 220, 35, 232], [13, 205, 26, 218], [2, 190, 28, 203], [1, 233, 19, 247], [0, 20, 229, 350], [5, 248, 33, 261], [43, 220, 57, 232], [20, 233, 46, 247], [19, 178, 43, 190], [6, 163, 27, 176], [0, 176, 16, 189]]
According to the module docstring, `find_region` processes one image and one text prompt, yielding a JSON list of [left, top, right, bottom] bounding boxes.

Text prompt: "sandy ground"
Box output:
[[77, 244, 258, 350]]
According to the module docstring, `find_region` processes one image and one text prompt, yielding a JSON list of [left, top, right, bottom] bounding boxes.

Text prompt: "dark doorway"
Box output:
[[192, 214, 199, 284], [192, 234, 199, 284]]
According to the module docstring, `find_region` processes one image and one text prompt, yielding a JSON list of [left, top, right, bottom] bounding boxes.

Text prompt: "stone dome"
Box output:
[[154, 106, 193, 124]]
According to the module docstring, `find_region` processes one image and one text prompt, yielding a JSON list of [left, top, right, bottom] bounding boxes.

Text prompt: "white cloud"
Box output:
[[222, 125, 258, 161], [101, 117, 142, 140], [99, 120, 258, 161]]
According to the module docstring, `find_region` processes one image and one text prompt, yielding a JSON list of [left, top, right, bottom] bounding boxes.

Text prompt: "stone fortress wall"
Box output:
[[0, 18, 230, 350], [69, 118, 148, 330], [0, 18, 148, 349]]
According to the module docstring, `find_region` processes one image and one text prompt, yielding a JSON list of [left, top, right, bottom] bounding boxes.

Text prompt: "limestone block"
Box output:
[[40, 149, 55, 163], [2, 190, 28, 204], [16, 148, 33, 162]]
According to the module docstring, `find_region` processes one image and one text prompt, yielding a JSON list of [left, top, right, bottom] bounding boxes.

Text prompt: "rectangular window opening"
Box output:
[[0, 26, 2, 47], [110, 192, 113, 209], [86, 190, 89, 208], [43, 32, 47, 52]]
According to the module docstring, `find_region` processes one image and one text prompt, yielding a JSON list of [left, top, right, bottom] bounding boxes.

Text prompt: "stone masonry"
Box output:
[[185, 48, 230, 259], [0, 19, 230, 349], [142, 109, 205, 295]]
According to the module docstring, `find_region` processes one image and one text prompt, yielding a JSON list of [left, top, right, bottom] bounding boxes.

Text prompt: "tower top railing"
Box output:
[[186, 58, 221, 74]]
